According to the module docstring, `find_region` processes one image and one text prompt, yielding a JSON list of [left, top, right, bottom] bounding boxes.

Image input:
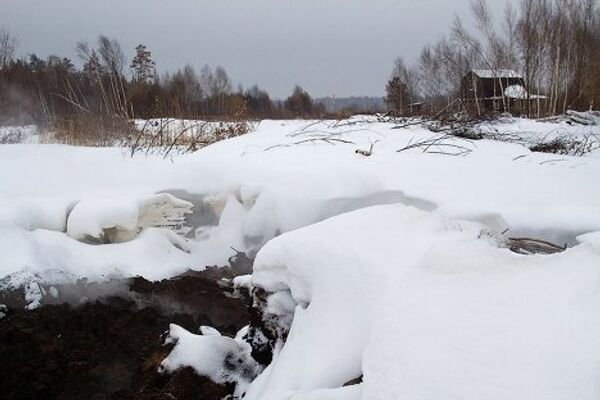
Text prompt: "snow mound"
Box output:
[[160, 324, 261, 396], [0, 196, 75, 231], [245, 204, 600, 400], [0, 227, 196, 308]]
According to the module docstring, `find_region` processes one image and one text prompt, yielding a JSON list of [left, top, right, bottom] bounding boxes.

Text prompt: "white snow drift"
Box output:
[[160, 323, 261, 395], [244, 204, 600, 400]]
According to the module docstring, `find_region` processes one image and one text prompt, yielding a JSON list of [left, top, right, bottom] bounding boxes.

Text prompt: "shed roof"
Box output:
[[471, 69, 522, 79]]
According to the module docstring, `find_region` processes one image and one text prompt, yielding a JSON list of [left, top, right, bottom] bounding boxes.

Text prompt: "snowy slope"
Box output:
[[245, 204, 600, 400]]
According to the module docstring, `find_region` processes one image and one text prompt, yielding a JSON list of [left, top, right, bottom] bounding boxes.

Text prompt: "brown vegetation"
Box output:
[[0, 32, 332, 148]]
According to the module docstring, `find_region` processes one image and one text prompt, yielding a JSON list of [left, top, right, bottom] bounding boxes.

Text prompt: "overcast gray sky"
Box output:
[[0, 0, 506, 98]]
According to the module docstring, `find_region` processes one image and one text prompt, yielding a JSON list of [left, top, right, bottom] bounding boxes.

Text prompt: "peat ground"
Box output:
[[0, 255, 252, 400]]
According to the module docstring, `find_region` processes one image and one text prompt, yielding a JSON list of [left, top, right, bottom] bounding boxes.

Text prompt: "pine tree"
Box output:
[[385, 76, 411, 116], [130, 44, 156, 82]]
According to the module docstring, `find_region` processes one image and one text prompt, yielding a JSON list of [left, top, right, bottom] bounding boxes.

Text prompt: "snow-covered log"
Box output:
[[66, 193, 192, 243], [566, 110, 600, 125]]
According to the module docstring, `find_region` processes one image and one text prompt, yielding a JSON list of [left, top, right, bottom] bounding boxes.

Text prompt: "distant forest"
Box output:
[[0, 34, 335, 125], [1, 0, 600, 128]]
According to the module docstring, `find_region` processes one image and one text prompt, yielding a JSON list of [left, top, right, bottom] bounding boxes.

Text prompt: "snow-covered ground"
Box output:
[[133, 118, 229, 138], [0, 125, 42, 144], [1, 116, 600, 398], [243, 204, 600, 400], [476, 116, 600, 158], [1, 116, 599, 290]]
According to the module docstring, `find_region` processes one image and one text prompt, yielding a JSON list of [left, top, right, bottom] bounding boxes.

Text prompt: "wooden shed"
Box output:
[[460, 69, 545, 115]]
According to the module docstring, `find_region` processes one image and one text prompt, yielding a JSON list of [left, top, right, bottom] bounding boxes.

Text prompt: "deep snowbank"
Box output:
[[244, 204, 600, 400]]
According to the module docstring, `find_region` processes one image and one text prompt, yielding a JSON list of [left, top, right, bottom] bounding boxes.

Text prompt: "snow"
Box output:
[[364, 243, 600, 400], [577, 230, 600, 251], [503, 84, 527, 99], [0, 125, 41, 144], [503, 84, 547, 100], [286, 386, 363, 400], [133, 118, 214, 138], [199, 326, 222, 336], [474, 116, 600, 161], [233, 274, 253, 291], [66, 193, 192, 242], [472, 69, 522, 79], [567, 110, 600, 126], [245, 204, 600, 400], [0, 195, 75, 231], [0, 116, 599, 289], [0, 226, 196, 308], [161, 324, 261, 395], [1, 116, 600, 397]]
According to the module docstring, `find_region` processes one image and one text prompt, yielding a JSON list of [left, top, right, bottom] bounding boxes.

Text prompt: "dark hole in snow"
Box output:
[[343, 375, 363, 386]]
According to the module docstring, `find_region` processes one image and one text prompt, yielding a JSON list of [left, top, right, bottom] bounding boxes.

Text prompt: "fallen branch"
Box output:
[[397, 134, 474, 156], [507, 237, 565, 255], [264, 137, 355, 151]]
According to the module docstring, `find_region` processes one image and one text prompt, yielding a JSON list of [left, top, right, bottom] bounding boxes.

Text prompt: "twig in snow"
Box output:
[[264, 137, 355, 151], [397, 134, 474, 156]]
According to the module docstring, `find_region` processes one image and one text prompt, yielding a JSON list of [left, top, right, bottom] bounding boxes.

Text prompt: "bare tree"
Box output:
[[392, 58, 420, 105], [97, 35, 125, 76], [164, 64, 202, 115], [452, 0, 515, 112], [0, 27, 17, 69], [74, 37, 128, 117], [213, 66, 232, 114], [418, 40, 463, 112], [516, 0, 544, 116], [199, 64, 214, 95]]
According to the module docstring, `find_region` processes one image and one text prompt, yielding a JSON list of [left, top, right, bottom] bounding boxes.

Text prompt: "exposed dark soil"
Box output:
[[0, 255, 252, 400]]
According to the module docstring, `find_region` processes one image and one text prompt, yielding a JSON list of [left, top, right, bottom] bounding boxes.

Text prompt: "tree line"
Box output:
[[386, 0, 600, 117], [3, 0, 600, 127], [0, 32, 326, 126]]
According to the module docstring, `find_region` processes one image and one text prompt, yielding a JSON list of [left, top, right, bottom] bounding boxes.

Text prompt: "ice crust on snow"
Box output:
[[245, 204, 600, 400]]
